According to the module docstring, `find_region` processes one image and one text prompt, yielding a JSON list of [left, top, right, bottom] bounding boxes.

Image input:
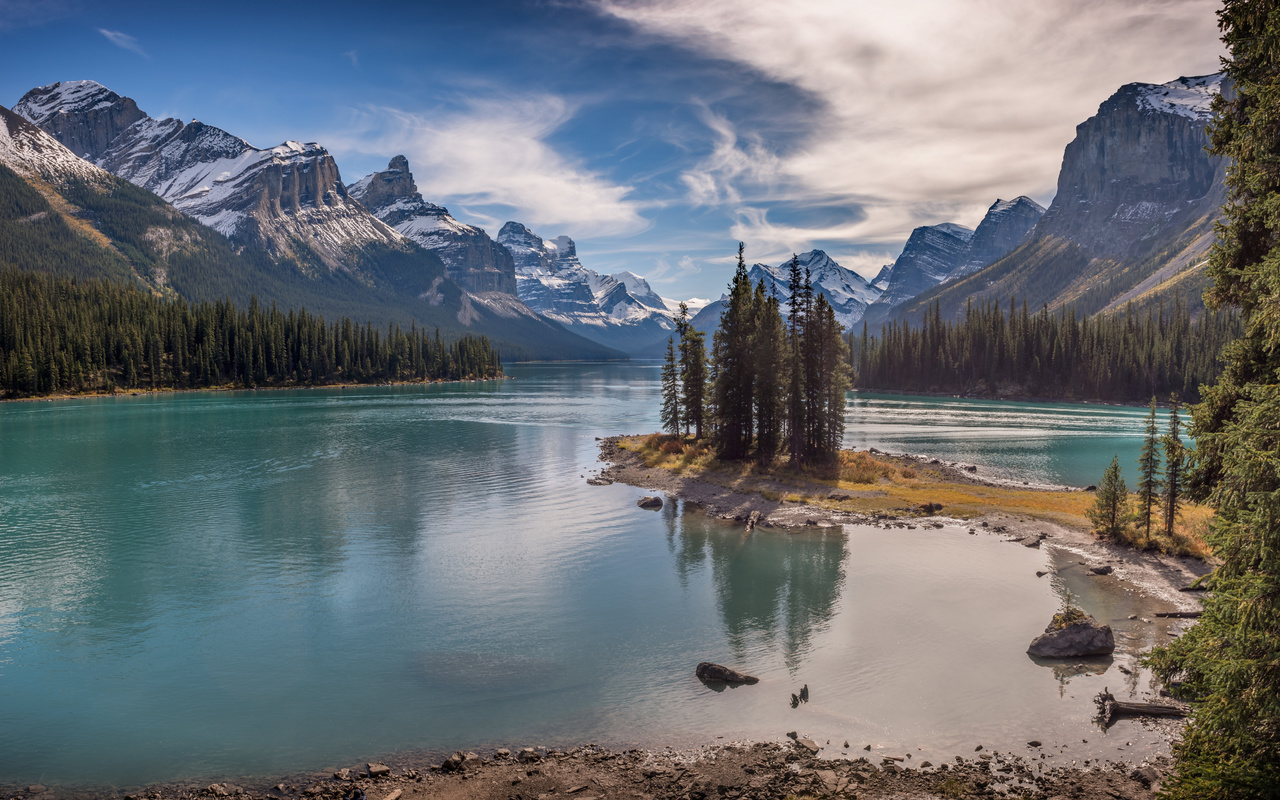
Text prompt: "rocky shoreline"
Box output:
[[594, 436, 1209, 612], [4, 740, 1173, 800]]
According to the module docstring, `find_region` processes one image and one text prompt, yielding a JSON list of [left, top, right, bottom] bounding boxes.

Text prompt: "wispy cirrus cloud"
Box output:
[[342, 49, 358, 68], [329, 92, 647, 237], [97, 28, 147, 58], [598, 0, 1225, 261]]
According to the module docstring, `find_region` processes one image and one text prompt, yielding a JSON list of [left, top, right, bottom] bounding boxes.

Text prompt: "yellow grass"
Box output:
[[619, 434, 1213, 557]]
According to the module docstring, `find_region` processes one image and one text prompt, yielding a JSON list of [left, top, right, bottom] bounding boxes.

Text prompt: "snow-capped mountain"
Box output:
[[349, 156, 518, 294], [15, 81, 405, 272], [688, 249, 883, 336], [862, 197, 1044, 326], [0, 104, 109, 185], [497, 221, 676, 354]]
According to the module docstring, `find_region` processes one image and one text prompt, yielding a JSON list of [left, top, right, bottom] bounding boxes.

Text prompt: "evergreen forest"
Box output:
[[850, 297, 1239, 403], [663, 245, 849, 467], [0, 268, 503, 399]]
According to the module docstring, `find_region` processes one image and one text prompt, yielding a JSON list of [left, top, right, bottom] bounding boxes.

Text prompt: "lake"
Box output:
[[0, 363, 1176, 788]]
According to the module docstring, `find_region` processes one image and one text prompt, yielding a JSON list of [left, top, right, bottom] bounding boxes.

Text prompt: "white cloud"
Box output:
[[329, 93, 647, 238], [646, 253, 703, 283], [600, 0, 1224, 254], [97, 28, 147, 58], [342, 49, 358, 68]]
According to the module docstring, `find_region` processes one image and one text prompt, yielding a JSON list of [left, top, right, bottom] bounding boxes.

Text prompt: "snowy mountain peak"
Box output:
[[932, 222, 974, 242], [13, 81, 119, 125], [1134, 73, 1223, 121], [500, 220, 675, 353], [351, 156, 516, 294], [0, 104, 111, 184], [15, 80, 404, 271]]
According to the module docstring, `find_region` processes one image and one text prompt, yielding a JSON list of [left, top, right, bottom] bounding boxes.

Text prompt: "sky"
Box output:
[[0, 0, 1226, 301]]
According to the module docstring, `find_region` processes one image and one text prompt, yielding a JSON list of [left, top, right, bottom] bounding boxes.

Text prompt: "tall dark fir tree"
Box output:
[[1146, 2, 1280, 797], [712, 243, 757, 460]]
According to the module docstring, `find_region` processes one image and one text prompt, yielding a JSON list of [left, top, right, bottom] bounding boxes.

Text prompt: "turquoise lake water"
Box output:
[[0, 364, 1178, 788]]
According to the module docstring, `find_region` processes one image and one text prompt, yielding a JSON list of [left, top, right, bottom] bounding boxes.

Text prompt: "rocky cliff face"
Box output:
[[895, 74, 1226, 322], [1037, 74, 1222, 257], [498, 221, 675, 354], [15, 81, 405, 273], [862, 196, 1044, 327], [349, 156, 518, 294], [961, 197, 1047, 273]]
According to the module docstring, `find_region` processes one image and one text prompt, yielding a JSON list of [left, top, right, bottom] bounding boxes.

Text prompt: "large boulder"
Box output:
[[1027, 609, 1115, 658], [695, 662, 759, 684]]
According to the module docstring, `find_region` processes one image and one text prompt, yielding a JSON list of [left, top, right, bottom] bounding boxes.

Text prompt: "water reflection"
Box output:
[[668, 513, 847, 671]]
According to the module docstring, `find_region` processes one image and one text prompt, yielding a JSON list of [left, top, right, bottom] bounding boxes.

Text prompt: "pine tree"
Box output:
[[753, 280, 786, 464], [786, 255, 806, 466], [1136, 397, 1162, 548], [660, 336, 681, 436], [1087, 455, 1129, 541], [1144, 4, 1280, 796], [674, 302, 708, 439], [1163, 397, 1184, 538], [712, 243, 756, 459]]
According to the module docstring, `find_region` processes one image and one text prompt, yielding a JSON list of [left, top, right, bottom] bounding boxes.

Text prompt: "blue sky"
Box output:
[[1, 0, 1224, 301]]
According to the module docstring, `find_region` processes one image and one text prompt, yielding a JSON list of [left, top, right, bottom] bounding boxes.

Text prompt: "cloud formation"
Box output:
[[97, 28, 147, 58], [599, 0, 1224, 258], [330, 93, 647, 237]]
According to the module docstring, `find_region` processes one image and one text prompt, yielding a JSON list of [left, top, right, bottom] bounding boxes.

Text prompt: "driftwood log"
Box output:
[[1154, 611, 1202, 618], [1095, 688, 1186, 728]]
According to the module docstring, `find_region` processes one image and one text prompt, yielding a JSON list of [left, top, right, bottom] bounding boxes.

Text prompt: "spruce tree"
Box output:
[[674, 302, 708, 440], [1087, 455, 1129, 541], [712, 243, 756, 459], [1163, 397, 1184, 538], [1136, 397, 1163, 547], [660, 336, 681, 436], [786, 255, 806, 466], [753, 280, 786, 464], [1145, 3, 1280, 796]]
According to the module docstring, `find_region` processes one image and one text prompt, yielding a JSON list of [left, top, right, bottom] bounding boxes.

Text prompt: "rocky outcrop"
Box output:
[[1027, 611, 1115, 658], [348, 156, 518, 294], [499, 221, 676, 354], [695, 662, 759, 684]]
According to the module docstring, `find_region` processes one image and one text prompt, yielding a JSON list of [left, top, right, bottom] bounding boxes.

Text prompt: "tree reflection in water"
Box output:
[[667, 504, 847, 672]]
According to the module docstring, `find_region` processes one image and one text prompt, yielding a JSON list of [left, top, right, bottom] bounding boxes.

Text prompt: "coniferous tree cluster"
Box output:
[[0, 269, 502, 399], [1145, 3, 1280, 795], [663, 245, 849, 467], [1091, 397, 1185, 547], [850, 297, 1239, 403]]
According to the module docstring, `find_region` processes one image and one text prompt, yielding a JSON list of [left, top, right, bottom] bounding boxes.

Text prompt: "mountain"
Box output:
[[11, 81, 622, 361], [683, 249, 882, 341], [348, 156, 517, 295], [14, 81, 405, 273], [869, 264, 893, 292], [895, 74, 1226, 323], [497, 221, 676, 354], [861, 197, 1044, 327]]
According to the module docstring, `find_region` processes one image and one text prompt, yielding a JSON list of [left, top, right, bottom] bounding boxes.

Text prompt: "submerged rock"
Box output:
[[637, 495, 663, 509], [1028, 610, 1115, 657], [695, 661, 759, 684]]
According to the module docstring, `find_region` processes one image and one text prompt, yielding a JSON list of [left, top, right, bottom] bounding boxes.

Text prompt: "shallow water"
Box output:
[[0, 364, 1181, 787]]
